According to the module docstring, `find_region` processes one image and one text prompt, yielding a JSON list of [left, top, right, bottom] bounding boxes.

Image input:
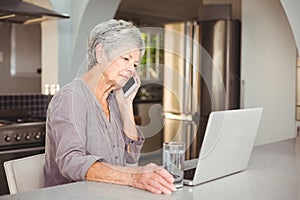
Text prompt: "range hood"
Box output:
[[0, 0, 69, 25]]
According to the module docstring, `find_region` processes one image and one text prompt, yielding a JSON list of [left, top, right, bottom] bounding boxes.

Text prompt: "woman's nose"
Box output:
[[128, 60, 135, 70], [126, 68, 134, 76]]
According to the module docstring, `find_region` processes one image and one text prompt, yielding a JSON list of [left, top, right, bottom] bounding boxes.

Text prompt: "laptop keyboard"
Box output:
[[184, 168, 196, 180]]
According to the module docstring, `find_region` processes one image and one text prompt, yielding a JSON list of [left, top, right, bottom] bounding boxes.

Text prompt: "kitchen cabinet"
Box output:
[[0, 23, 41, 94], [10, 24, 41, 77]]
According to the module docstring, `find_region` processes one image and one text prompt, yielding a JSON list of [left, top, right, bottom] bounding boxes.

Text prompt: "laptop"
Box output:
[[183, 107, 263, 186]]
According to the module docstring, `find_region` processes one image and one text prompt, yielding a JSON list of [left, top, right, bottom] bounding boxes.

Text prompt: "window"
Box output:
[[138, 29, 164, 83]]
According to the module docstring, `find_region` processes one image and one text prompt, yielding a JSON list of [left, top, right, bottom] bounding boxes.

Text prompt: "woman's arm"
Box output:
[[85, 161, 176, 194], [115, 72, 141, 140], [118, 103, 139, 140], [115, 86, 145, 163]]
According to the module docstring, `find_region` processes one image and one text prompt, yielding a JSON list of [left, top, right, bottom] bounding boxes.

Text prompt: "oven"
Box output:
[[0, 120, 45, 195]]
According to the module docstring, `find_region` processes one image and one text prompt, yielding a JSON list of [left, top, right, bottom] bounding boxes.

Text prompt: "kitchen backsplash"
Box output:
[[0, 94, 52, 117]]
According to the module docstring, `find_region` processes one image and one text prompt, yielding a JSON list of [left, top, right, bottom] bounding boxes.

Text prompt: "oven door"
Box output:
[[0, 144, 45, 195]]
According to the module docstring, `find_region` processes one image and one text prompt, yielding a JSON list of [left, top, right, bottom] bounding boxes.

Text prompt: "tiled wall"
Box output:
[[0, 94, 52, 117]]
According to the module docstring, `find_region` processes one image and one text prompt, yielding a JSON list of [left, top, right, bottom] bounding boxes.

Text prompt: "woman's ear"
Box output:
[[95, 43, 103, 64]]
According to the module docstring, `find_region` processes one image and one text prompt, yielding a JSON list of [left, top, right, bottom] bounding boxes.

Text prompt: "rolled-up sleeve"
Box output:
[[123, 126, 145, 164], [49, 92, 104, 181]]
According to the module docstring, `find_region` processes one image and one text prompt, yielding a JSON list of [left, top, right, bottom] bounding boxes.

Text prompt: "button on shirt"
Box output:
[[43, 78, 144, 187]]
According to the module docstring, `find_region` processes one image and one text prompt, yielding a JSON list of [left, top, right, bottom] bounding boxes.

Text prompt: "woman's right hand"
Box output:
[[130, 163, 176, 194]]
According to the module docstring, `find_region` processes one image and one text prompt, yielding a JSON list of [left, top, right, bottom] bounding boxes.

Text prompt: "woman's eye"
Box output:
[[134, 64, 138, 68], [123, 57, 129, 61]]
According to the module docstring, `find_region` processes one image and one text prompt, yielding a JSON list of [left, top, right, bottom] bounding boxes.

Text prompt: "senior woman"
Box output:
[[43, 19, 175, 194]]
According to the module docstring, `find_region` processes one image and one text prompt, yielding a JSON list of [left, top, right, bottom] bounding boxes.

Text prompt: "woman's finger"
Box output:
[[154, 166, 175, 184], [151, 173, 175, 193], [146, 176, 173, 195]]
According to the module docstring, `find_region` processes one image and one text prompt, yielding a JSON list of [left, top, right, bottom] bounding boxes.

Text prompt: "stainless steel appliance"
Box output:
[[163, 19, 241, 160], [0, 110, 45, 195]]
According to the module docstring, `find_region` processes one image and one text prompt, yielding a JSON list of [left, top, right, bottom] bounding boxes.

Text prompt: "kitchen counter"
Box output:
[[0, 138, 299, 200]]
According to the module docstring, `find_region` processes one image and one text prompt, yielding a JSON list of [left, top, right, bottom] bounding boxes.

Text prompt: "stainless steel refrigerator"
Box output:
[[163, 19, 241, 160]]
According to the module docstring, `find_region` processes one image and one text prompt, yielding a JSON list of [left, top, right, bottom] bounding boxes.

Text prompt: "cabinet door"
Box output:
[[10, 24, 41, 77]]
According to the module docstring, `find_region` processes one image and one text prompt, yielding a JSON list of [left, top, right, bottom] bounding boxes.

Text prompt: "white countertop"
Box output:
[[0, 138, 299, 200]]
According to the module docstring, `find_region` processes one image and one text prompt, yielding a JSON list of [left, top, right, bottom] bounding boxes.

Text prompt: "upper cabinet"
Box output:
[[10, 24, 41, 77], [0, 23, 41, 94]]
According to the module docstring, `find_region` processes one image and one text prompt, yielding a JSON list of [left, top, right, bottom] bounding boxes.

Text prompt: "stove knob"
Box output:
[[15, 134, 22, 141], [35, 133, 41, 140], [5, 135, 11, 142], [25, 134, 31, 140]]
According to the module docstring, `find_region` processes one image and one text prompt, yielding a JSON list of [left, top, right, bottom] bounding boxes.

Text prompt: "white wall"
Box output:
[[50, 0, 120, 86], [26, 0, 59, 93], [280, 0, 300, 54], [241, 0, 297, 145], [70, 0, 121, 82], [50, 0, 88, 86]]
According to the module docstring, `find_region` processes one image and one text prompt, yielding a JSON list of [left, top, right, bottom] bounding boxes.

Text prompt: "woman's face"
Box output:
[[102, 49, 140, 88]]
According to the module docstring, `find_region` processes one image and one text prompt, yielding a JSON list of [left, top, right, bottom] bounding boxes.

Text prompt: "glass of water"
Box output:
[[163, 142, 185, 188]]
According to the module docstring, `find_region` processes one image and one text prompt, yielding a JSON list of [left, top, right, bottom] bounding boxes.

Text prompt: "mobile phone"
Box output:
[[122, 76, 139, 97]]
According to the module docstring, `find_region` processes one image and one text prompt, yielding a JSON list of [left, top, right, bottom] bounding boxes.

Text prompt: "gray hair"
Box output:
[[87, 19, 145, 69]]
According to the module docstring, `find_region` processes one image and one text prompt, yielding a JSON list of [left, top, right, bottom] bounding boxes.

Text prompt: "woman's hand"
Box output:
[[86, 162, 176, 195], [115, 70, 140, 106], [130, 163, 176, 194], [114, 71, 140, 140]]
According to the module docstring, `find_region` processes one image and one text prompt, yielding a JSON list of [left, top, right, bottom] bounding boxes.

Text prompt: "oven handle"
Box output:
[[0, 146, 45, 155]]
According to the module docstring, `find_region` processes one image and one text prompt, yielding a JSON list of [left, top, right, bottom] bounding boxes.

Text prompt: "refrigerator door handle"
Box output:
[[163, 112, 193, 122]]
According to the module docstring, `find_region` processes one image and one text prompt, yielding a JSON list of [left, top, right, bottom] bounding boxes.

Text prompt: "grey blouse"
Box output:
[[43, 78, 144, 187]]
